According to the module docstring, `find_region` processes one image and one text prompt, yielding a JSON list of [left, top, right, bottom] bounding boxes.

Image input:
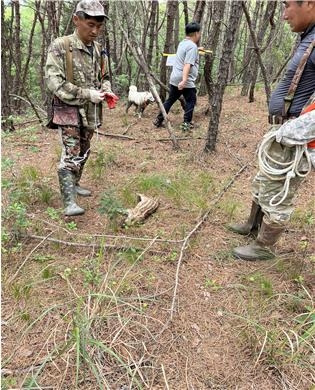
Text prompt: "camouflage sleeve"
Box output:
[[45, 38, 91, 106], [275, 111, 315, 146], [100, 51, 112, 93]]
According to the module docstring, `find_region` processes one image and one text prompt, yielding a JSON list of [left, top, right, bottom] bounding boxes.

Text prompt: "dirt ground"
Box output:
[[2, 88, 314, 390]]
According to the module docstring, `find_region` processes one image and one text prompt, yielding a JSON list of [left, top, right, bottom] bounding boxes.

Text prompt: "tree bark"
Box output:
[[147, 0, 158, 70], [12, 0, 22, 111], [240, 0, 262, 96], [159, 0, 178, 101], [193, 0, 206, 24], [204, 1, 227, 114], [204, 1, 243, 153], [1, 0, 14, 130], [182, 0, 189, 26], [242, 1, 272, 105], [248, 1, 277, 103]]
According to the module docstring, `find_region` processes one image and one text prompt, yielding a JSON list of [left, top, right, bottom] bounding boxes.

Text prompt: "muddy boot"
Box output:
[[58, 170, 85, 216], [75, 167, 91, 197], [233, 220, 284, 261], [228, 201, 263, 236]]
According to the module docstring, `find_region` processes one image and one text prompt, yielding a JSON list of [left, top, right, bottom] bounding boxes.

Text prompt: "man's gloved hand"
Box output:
[[89, 90, 106, 104], [104, 92, 119, 109]]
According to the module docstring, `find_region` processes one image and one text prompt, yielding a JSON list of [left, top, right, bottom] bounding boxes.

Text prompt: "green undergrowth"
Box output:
[[120, 170, 216, 211]]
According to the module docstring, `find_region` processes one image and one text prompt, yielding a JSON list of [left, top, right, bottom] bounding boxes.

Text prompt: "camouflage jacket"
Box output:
[[275, 93, 315, 168], [45, 30, 112, 128]]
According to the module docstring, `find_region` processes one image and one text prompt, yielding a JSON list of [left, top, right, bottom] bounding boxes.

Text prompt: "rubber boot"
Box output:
[[75, 167, 91, 197], [233, 219, 284, 261], [228, 200, 263, 236], [58, 170, 85, 216]]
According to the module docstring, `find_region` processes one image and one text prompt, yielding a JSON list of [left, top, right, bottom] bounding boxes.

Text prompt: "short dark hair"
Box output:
[[76, 11, 105, 23], [185, 22, 201, 36]]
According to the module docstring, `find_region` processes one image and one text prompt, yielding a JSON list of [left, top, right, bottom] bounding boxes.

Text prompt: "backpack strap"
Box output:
[[283, 39, 315, 117], [63, 36, 73, 83]]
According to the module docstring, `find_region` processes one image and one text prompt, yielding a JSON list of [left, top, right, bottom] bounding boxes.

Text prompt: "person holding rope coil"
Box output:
[[45, 0, 118, 216], [230, 0, 315, 261]]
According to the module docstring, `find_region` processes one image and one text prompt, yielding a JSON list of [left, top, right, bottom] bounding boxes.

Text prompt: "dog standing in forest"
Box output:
[[126, 85, 155, 118]]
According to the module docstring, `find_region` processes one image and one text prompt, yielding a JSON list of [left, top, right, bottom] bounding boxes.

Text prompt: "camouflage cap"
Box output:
[[75, 0, 107, 18]]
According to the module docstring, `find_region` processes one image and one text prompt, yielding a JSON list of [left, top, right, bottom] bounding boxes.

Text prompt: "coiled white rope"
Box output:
[[258, 130, 312, 207]]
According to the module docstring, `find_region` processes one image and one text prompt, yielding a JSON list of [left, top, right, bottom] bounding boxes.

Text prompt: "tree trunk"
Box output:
[[193, 0, 206, 24], [22, 11, 38, 87], [182, 0, 189, 26], [159, 0, 178, 101], [204, 1, 227, 113], [204, 1, 243, 153], [147, 0, 158, 69], [247, 1, 277, 103], [12, 0, 22, 112], [1, 0, 14, 130], [242, 1, 273, 105], [240, 0, 262, 96]]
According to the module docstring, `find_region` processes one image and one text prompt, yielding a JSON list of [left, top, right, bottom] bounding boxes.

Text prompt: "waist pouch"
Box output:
[[52, 96, 80, 127]]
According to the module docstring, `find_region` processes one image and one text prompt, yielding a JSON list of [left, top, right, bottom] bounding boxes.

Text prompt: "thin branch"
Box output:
[[170, 161, 249, 319], [95, 130, 135, 140], [23, 234, 165, 255]]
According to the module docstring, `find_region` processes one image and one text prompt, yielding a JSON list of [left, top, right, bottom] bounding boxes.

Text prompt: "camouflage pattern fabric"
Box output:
[[252, 127, 306, 225], [58, 125, 94, 174], [275, 111, 315, 168], [45, 30, 111, 128]]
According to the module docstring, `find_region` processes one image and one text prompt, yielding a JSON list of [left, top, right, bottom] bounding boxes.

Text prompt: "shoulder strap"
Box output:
[[63, 36, 73, 83], [283, 39, 315, 117]]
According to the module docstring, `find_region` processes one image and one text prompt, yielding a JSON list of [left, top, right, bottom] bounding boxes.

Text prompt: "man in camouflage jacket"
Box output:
[[45, 0, 117, 216]]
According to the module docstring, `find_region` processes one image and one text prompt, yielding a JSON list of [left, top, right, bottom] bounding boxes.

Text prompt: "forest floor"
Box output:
[[2, 87, 315, 390]]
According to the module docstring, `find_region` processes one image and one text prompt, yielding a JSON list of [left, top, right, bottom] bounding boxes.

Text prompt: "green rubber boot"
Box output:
[[75, 167, 92, 197], [228, 201, 263, 236], [58, 170, 85, 216], [233, 220, 284, 261]]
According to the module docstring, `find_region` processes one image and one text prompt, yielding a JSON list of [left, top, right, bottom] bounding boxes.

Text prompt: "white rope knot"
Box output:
[[258, 130, 312, 207]]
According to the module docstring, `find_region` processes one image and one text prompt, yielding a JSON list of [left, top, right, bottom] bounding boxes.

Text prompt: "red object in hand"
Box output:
[[105, 93, 119, 109]]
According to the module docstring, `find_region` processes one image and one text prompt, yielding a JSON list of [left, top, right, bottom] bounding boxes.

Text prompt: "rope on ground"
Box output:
[[170, 161, 250, 320], [258, 131, 312, 207]]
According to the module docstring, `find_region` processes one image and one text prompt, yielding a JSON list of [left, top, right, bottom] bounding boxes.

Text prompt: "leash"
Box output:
[[258, 130, 312, 207]]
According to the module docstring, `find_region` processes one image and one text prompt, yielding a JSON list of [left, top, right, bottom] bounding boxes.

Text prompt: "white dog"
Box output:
[[126, 85, 155, 118]]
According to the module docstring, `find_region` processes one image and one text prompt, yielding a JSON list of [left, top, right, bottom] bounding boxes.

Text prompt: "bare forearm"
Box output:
[[182, 63, 191, 82]]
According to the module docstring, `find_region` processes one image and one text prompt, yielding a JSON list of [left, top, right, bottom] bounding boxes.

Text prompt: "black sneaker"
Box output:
[[153, 118, 164, 128]]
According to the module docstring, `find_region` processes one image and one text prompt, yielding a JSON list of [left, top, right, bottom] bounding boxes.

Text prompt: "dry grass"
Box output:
[[2, 88, 314, 389]]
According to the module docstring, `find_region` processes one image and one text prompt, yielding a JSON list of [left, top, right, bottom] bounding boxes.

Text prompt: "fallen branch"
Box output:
[[24, 234, 165, 255], [157, 136, 206, 142], [170, 162, 249, 320], [95, 130, 135, 140], [26, 214, 184, 244], [122, 120, 138, 135], [14, 118, 39, 127]]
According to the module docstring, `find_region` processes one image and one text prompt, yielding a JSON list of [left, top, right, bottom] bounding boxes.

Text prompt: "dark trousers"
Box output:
[[157, 84, 197, 123]]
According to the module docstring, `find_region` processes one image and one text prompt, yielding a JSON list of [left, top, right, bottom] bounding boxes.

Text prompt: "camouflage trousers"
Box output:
[[58, 125, 94, 178], [251, 139, 305, 226]]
